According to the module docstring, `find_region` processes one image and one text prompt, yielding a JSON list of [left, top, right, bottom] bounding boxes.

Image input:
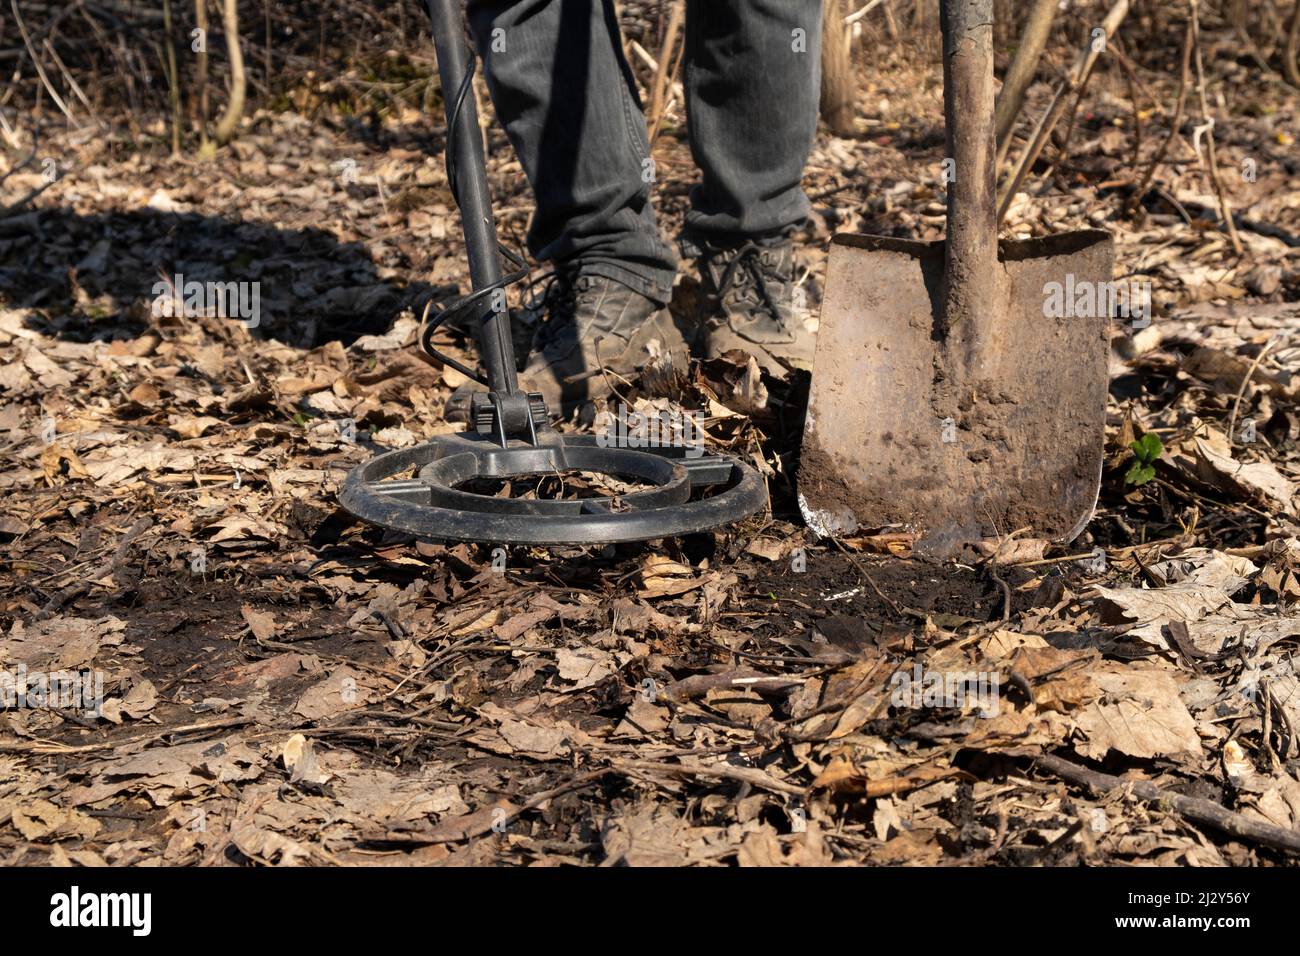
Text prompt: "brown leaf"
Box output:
[[40, 444, 90, 483], [5, 799, 100, 841], [1073, 669, 1203, 760], [405, 800, 520, 845], [294, 667, 374, 721], [636, 555, 705, 599], [744, 537, 788, 561], [240, 605, 278, 642], [554, 647, 616, 689], [168, 415, 223, 438]]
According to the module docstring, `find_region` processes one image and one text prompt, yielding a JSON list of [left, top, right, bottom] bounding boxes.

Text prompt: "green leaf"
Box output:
[[1129, 433, 1163, 465], [1125, 461, 1156, 486]]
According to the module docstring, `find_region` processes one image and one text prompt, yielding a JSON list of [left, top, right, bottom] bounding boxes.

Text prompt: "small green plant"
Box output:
[[1125, 433, 1162, 487]]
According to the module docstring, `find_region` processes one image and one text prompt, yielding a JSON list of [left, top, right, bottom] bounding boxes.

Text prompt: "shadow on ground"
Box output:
[[0, 206, 453, 349]]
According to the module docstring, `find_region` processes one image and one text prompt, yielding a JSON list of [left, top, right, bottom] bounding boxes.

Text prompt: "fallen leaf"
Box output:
[[281, 733, 331, 786], [555, 647, 616, 689], [168, 415, 223, 438], [744, 537, 788, 561], [40, 444, 90, 483], [1073, 669, 1203, 760], [294, 667, 374, 721], [6, 799, 100, 841], [240, 605, 279, 642]]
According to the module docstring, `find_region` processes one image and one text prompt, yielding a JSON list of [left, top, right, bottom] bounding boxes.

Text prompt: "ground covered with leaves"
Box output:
[[3, 10, 1300, 866]]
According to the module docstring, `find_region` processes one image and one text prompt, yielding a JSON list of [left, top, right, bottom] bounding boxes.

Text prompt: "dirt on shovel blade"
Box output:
[[799, 230, 1114, 552]]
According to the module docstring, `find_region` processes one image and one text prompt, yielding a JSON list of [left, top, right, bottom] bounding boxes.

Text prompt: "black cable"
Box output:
[[418, 47, 529, 386]]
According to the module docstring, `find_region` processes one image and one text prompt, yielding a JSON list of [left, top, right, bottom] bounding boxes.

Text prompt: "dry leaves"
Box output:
[[2, 9, 1300, 870]]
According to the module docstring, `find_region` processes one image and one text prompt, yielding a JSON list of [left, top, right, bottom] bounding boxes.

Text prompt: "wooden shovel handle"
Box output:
[[939, 0, 999, 331]]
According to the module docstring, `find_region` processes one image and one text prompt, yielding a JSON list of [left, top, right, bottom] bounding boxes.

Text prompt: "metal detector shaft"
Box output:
[[426, 0, 518, 396]]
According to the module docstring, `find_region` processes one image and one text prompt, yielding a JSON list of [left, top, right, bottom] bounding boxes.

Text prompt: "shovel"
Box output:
[[798, 0, 1114, 555]]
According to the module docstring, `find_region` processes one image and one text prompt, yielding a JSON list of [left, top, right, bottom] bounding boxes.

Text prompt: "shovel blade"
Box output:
[[798, 230, 1115, 552]]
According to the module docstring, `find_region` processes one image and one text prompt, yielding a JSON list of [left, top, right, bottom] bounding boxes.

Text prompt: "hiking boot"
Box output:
[[695, 238, 816, 375], [520, 270, 689, 418]]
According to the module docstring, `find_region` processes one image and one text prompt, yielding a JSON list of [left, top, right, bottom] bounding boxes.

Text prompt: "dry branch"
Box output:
[[994, 0, 1058, 163], [1129, 15, 1194, 217], [1189, 0, 1243, 256], [820, 0, 857, 136], [1034, 752, 1300, 855], [195, 0, 210, 151], [646, 0, 683, 145], [1286, 0, 1300, 87], [162, 0, 181, 155], [10, 0, 76, 123], [996, 0, 1131, 225], [212, 0, 245, 146]]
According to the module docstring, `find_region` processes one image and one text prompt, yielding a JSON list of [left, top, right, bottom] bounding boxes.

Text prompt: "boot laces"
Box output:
[[715, 242, 789, 328]]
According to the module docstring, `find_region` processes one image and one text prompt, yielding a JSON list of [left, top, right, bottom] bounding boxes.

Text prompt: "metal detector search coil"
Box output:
[[339, 433, 767, 546]]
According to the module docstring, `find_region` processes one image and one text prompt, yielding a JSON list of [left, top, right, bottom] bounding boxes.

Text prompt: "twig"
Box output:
[[844, 0, 885, 26], [200, 790, 274, 866], [985, 525, 1032, 622], [365, 770, 615, 845], [646, 1, 683, 145], [0, 716, 252, 755], [994, 0, 1058, 164], [1227, 335, 1280, 445], [830, 536, 904, 616], [1232, 9, 1281, 78], [0, 107, 23, 149], [1032, 752, 1300, 854], [41, 37, 100, 124], [1048, 57, 1104, 177], [1188, 0, 1243, 257], [989, 564, 1012, 622], [10, 0, 76, 123], [262, 0, 273, 87], [1286, 0, 1300, 87], [1111, 39, 1144, 175], [34, 517, 152, 620], [162, 0, 181, 155], [1013, 549, 1108, 569], [0, 176, 58, 219], [997, 0, 1131, 225], [0, 135, 37, 187], [212, 0, 246, 146], [195, 0, 210, 151], [663, 670, 806, 702], [610, 758, 804, 795], [1129, 15, 1193, 217]]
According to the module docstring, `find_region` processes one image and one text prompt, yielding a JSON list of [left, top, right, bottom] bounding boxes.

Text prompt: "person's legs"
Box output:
[[680, 0, 821, 247], [466, 0, 677, 303], [677, 0, 822, 373]]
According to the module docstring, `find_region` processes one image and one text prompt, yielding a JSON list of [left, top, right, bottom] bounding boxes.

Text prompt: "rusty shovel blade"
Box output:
[[797, 229, 1115, 554]]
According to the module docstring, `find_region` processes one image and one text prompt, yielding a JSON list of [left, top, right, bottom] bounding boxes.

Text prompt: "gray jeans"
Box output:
[[466, 0, 822, 303]]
